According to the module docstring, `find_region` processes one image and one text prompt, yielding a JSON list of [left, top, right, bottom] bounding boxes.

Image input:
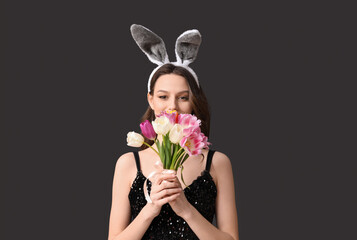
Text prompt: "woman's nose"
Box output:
[[167, 99, 177, 111]]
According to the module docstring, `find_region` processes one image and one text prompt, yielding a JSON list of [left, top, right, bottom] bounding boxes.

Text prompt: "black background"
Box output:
[[2, 1, 356, 240]]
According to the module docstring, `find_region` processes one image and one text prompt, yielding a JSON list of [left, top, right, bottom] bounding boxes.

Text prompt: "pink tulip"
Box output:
[[178, 114, 201, 137], [180, 129, 207, 156], [157, 110, 178, 124], [200, 133, 211, 148], [140, 120, 157, 140]]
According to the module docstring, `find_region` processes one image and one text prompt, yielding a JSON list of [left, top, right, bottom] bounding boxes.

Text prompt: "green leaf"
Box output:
[[156, 140, 165, 166], [170, 144, 179, 169], [163, 133, 171, 169], [172, 144, 179, 161], [165, 141, 171, 169]]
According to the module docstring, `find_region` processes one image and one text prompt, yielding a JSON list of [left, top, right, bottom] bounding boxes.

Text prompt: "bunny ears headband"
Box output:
[[130, 24, 202, 93]]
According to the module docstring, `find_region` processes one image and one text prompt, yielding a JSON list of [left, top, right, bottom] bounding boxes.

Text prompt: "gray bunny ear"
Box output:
[[130, 24, 169, 65], [175, 29, 202, 65]]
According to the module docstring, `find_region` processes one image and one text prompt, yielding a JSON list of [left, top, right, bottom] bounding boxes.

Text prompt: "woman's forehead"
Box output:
[[154, 74, 189, 92]]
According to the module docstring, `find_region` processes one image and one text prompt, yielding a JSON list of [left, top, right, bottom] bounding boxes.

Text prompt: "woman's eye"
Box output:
[[158, 96, 167, 99], [179, 96, 189, 101]]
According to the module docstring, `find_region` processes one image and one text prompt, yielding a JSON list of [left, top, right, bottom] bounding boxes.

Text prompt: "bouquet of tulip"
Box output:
[[126, 110, 210, 188]]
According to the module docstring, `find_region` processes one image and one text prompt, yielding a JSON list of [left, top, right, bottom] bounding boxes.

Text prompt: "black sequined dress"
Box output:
[[128, 150, 217, 240]]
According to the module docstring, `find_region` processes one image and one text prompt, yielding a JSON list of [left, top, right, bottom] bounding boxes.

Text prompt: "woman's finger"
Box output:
[[156, 192, 181, 205], [150, 180, 180, 199], [159, 180, 180, 189], [150, 187, 181, 202], [153, 173, 176, 185], [156, 187, 182, 199]]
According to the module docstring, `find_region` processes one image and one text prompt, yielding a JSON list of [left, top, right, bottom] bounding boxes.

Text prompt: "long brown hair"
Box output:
[[140, 63, 210, 149]]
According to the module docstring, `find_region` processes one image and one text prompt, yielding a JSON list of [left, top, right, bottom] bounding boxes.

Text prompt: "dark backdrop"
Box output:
[[3, 1, 355, 240]]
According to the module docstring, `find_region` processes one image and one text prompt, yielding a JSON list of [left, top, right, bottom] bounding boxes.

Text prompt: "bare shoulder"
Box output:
[[211, 151, 232, 170], [210, 151, 233, 184], [114, 152, 137, 189], [115, 152, 136, 169]]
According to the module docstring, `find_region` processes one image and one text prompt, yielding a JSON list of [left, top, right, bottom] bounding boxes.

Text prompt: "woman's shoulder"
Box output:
[[112, 151, 141, 190], [210, 150, 233, 173], [209, 150, 235, 191], [115, 149, 155, 171], [211, 150, 230, 162], [116, 151, 136, 165], [114, 152, 137, 178]]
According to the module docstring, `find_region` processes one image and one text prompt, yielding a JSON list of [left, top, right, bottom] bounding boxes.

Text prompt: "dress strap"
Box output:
[[205, 150, 216, 172], [132, 151, 141, 172]]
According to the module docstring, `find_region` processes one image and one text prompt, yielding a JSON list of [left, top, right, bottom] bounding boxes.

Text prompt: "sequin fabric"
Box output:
[[128, 169, 217, 239]]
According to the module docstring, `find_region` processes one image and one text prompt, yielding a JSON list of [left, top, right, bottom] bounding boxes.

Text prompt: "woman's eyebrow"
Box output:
[[156, 90, 189, 94], [156, 90, 169, 93]]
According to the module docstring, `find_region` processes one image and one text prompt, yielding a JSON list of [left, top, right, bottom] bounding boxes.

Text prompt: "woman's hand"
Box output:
[[146, 173, 182, 218], [165, 175, 192, 218]]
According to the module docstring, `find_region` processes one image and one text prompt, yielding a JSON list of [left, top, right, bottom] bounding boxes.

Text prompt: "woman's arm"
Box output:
[[108, 153, 182, 240], [107, 153, 154, 240], [110, 205, 156, 240], [180, 152, 239, 240]]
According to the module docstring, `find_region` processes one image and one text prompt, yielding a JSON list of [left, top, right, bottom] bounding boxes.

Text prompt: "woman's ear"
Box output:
[[147, 93, 154, 109]]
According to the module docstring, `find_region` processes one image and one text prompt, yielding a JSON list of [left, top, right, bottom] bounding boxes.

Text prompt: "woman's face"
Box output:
[[148, 73, 193, 116]]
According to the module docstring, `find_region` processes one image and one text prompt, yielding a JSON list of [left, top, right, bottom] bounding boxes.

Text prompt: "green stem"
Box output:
[[143, 141, 160, 156], [180, 165, 189, 189], [173, 147, 184, 162], [156, 140, 165, 166], [177, 149, 187, 167], [170, 144, 179, 169], [164, 134, 171, 168], [182, 153, 189, 163], [173, 150, 184, 170]]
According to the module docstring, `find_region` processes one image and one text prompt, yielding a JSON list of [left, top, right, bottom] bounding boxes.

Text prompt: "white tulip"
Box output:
[[169, 124, 184, 144], [126, 131, 144, 147], [152, 116, 173, 135]]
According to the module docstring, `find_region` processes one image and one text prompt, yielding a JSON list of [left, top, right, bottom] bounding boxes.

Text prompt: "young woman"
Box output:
[[107, 25, 239, 240]]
